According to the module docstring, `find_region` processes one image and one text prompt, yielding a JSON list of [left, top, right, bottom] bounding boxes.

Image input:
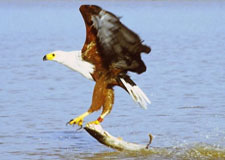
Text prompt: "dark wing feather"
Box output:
[[80, 5, 151, 74]]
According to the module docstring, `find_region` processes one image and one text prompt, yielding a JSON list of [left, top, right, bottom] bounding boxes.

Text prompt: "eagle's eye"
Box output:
[[52, 54, 55, 57]]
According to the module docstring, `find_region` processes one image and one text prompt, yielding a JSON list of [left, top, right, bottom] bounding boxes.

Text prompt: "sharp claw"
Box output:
[[66, 119, 74, 126], [76, 125, 83, 131]]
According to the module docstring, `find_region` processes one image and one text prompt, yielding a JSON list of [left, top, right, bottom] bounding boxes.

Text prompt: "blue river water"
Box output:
[[0, 0, 225, 159]]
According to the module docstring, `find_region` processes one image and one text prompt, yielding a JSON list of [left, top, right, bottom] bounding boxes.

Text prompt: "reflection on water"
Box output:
[[0, 0, 225, 159], [23, 142, 225, 159], [79, 144, 225, 160]]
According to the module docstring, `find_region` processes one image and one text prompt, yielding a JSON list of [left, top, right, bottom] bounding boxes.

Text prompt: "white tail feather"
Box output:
[[120, 78, 151, 109]]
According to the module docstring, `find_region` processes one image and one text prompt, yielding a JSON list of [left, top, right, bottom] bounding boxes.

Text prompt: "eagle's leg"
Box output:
[[67, 111, 90, 126], [88, 87, 114, 125], [68, 80, 105, 126], [88, 110, 110, 125]]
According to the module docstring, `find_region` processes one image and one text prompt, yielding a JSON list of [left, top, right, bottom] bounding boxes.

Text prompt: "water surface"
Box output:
[[0, 0, 225, 159]]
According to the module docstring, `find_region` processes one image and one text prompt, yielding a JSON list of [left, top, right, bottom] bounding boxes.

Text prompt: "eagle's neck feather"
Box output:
[[56, 50, 94, 80]]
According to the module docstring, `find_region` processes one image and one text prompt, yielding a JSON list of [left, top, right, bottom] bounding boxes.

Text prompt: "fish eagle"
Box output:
[[43, 5, 151, 126]]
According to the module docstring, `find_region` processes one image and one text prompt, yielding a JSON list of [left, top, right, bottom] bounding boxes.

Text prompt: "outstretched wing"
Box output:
[[80, 5, 151, 74]]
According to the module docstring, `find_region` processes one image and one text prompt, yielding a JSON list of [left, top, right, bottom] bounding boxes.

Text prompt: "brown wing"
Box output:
[[80, 5, 151, 74]]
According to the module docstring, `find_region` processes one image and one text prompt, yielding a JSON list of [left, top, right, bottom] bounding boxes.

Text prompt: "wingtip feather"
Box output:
[[120, 78, 150, 109]]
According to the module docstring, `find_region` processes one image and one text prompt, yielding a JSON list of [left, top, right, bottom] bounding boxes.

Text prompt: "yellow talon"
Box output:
[[88, 120, 100, 125], [67, 112, 90, 126], [67, 116, 84, 126]]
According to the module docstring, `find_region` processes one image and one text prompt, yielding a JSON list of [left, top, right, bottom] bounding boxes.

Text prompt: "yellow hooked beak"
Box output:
[[43, 53, 55, 61]]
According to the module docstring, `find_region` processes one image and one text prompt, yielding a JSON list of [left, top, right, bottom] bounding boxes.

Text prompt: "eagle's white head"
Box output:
[[43, 50, 94, 80]]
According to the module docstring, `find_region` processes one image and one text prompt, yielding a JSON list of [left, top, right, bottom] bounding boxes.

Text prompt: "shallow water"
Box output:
[[1, 0, 225, 159]]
